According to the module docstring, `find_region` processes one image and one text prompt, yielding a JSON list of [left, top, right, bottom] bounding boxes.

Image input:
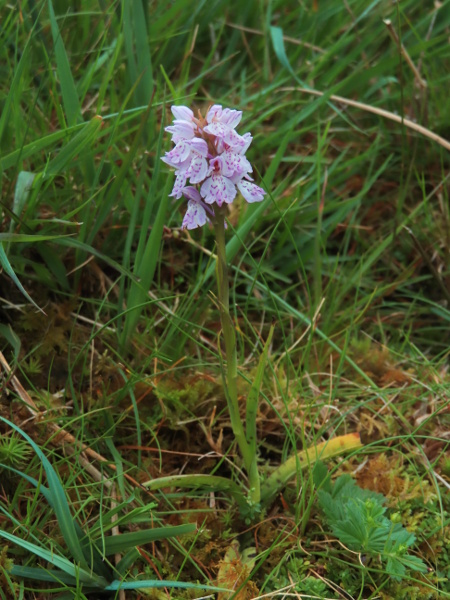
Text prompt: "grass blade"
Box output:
[[0, 530, 105, 587], [43, 116, 103, 181], [102, 523, 196, 556], [0, 243, 43, 312], [0, 417, 88, 569], [104, 579, 227, 592], [47, 0, 81, 126]]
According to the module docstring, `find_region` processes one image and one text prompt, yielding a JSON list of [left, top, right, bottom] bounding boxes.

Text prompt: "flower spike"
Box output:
[[162, 104, 265, 228]]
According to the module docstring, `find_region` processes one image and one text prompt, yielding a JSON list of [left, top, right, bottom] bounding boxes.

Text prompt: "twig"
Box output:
[[383, 19, 427, 89], [280, 87, 450, 151]]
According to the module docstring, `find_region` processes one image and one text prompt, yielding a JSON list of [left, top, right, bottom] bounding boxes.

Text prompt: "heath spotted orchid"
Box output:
[[162, 104, 266, 229]]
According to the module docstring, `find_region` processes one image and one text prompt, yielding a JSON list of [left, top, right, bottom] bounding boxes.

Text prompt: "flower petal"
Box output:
[[224, 128, 249, 151], [182, 186, 202, 202], [169, 172, 188, 199], [161, 140, 191, 167], [182, 199, 208, 229], [165, 120, 195, 143], [186, 155, 209, 184], [237, 180, 266, 203], [219, 108, 242, 129], [221, 150, 252, 178], [206, 104, 223, 123], [203, 121, 229, 139], [171, 105, 194, 121], [240, 132, 253, 154], [206, 105, 242, 129], [189, 137, 209, 157], [201, 174, 237, 207]]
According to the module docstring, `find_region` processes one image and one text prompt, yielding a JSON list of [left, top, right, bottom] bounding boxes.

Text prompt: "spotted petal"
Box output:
[[161, 140, 191, 167], [165, 120, 195, 143], [169, 172, 188, 199], [221, 149, 252, 178], [237, 180, 266, 203], [182, 199, 208, 229], [219, 108, 242, 129], [201, 174, 237, 207], [186, 154, 209, 183]]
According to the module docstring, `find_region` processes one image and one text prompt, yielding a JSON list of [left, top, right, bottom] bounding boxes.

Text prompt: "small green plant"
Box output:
[[0, 434, 32, 469], [315, 465, 428, 581]]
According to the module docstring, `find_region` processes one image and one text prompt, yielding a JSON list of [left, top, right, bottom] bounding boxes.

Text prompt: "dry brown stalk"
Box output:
[[280, 87, 450, 151]]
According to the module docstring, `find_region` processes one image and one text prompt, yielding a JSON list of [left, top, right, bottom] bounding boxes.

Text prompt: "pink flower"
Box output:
[[162, 138, 209, 183], [237, 180, 266, 203], [200, 157, 237, 206], [181, 187, 211, 230], [171, 106, 194, 121], [169, 172, 188, 199], [221, 148, 252, 178], [161, 140, 192, 168], [203, 122, 248, 153], [206, 105, 242, 129], [165, 120, 196, 144], [184, 139, 210, 184], [162, 104, 266, 227]]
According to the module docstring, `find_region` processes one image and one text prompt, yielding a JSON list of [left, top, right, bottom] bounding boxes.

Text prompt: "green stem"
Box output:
[[143, 474, 247, 510], [213, 214, 255, 489]]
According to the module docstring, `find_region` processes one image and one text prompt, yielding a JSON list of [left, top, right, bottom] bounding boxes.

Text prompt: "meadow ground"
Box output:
[[0, 1, 449, 599]]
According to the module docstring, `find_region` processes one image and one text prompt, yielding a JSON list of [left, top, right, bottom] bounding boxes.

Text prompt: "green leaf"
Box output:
[[246, 323, 274, 455], [104, 579, 227, 592], [120, 172, 170, 348], [10, 566, 80, 586], [0, 243, 43, 312], [312, 461, 331, 492], [47, 0, 81, 126], [123, 0, 153, 107], [0, 465, 113, 582], [0, 233, 73, 242], [0, 125, 83, 171], [43, 116, 103, 180], [317, 474, 428, 581], [11, 171, 35, 223], [54, 236, 136, 281], [0, 530, 105, 587], [102, 523, 196, 556], [0, 36, 31, 147], [0, 417, 88, 569], [0, 324, 21, 360]]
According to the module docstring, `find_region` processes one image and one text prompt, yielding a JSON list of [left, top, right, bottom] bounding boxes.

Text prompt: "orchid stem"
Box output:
[[213, 213, 257, 501]]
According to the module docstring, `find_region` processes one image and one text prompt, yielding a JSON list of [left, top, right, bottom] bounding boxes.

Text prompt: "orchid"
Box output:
[[156, 104, 362, 522], [162, 104, 265, 229], [159, 103, 269, 512]]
